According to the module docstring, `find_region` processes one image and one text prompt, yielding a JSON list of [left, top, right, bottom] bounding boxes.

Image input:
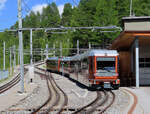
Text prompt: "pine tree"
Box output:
[[61, 3, 73, 26]]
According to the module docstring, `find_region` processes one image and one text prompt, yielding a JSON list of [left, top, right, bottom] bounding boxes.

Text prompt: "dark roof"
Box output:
[[122, 16, 150, 21]]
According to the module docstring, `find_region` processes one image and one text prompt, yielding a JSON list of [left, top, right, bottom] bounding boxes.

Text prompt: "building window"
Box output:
[[139, 58, 150, 68]]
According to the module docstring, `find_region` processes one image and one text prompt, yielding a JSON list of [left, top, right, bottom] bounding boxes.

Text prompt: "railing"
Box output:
[[0, 70, 9, 81]]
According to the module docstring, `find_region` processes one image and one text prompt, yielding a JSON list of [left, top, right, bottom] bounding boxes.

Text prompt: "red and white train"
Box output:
[[46, 50, 120, 89]]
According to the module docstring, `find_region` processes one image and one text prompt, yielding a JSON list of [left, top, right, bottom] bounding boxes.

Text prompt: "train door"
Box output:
[[69, 60, 78, 80], [89, 57, 94, 78], [78, 58, 89, 86]]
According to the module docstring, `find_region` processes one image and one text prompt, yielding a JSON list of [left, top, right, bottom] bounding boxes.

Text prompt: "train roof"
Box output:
[[88, 50, 119, 56], [47, 50, 119, 61], [72, 49, 119, 61], [47, 57, 59, 61], [60, 57, 72, 61]]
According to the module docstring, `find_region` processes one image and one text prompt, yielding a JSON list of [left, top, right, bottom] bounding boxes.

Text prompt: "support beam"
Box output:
[[130, 0, 133, 16], [13, 45, 16, 69], [3, 42, 5, 71], [46, 44, 48, 59], [53, 44, 55, 57], [10, 48, 12, 75], [89, 42, 91, 49], [60, 42, 62, 57], [77, 40, 79, 55], [18, 0, 24, 93], [135, 38, 139, 88], [41, 49, 43, 61], [18, 48, 20, 65], [30, 29, 33, 65]]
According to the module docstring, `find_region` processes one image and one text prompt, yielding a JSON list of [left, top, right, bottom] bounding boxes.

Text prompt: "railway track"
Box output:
[[0, 73, 20, 94], [35, 65, 115, 114], [0, 68, 28, 94], [33, 65, 68, 114], [72, 90, 115, 114]]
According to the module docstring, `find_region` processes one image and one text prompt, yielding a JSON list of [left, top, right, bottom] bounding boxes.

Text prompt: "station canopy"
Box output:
[[111, 16, 150, 50], [111, 31, 150, 51]]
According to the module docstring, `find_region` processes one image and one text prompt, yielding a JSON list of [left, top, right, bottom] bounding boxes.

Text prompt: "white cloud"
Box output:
[[32, 4, 48, 14], [58, 4, 64, 16], [0, 0, 7, 10]]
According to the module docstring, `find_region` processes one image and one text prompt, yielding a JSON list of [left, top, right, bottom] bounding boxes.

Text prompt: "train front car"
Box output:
[[46, 57, 60, 73], [89, 50, 120, 89]]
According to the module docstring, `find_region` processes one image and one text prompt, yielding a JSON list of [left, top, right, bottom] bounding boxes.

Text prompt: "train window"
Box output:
[[145, 58, 150, 62], [48, 61, 57, 66], [139, 58, 144, 62], [82, 58, 88, 69], [146, 63, 150, 67], [96, 57, 116, 72], [139, 58, 150, 68], [90, 58, 93, 70], [139, 63, 144, 68]]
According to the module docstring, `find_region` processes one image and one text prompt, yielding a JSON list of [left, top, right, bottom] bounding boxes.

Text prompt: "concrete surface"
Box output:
[[127, 87, 150, 114], [0, 68, 37, 112]]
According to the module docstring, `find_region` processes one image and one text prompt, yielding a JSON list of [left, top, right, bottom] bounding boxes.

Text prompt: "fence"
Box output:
[[0, 70, 9, 80]]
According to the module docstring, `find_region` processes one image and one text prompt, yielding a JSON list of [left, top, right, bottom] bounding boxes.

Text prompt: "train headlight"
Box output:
[[116, 73, 119, 76], [115, 79, 120, 84]]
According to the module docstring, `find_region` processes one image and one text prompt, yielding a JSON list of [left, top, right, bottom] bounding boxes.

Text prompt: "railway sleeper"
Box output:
[[7, 108, 103, 112]]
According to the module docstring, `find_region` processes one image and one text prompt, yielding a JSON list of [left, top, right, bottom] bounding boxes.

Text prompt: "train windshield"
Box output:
[[96, 57, 116, 73]]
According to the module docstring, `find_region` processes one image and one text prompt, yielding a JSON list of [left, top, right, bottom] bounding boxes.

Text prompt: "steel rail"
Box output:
[[33, 65, 68, 114], [43, 72, 60, 113], [0, 74, 20, 94], [72, 90, 115, 114], [31, 71, 52, 114], [0, 68, 28, 94], [85, 91, 108, 114], [50, 72, 68, 114], [99, 91, 115, 114], [72, 91, 101, 114]]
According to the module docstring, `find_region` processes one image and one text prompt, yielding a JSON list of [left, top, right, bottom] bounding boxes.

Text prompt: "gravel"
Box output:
[[2, 66, 49, 114], [1, 64, 130, 114], [52, 73, 97, 110], [0, 67, 20, 87], [103, 89, 130, 114]]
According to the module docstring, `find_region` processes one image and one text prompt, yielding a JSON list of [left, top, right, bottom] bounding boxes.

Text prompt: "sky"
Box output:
[[0, 0, 80, 30]]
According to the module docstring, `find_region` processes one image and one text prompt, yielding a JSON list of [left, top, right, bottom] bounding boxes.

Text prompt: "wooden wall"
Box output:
[[119, 51, 135, 86]]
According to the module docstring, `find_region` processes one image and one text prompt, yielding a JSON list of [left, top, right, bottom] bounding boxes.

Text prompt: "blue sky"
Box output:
[[0, 0, 80, 30]]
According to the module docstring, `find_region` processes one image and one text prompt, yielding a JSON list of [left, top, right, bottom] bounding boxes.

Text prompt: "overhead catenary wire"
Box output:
[[72, 0, 78, 7], [0, 26, 122, 32], [22, 0, 31, 13]]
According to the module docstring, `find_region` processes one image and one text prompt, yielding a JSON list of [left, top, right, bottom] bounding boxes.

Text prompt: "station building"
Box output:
[[111, 16, 150, 87]]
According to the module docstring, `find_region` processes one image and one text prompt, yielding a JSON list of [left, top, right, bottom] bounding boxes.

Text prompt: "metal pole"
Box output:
[[10, 48, 12, 75], [30, 29, 33, 65], [67, 39, 69, 54], [130, 0, 133, 16], [3, 42, 5, 71], [60, 42, 62, 57], [135, 38, 139, 88], [13, 45, 16, 69], [77, 40, 79, 54], [41, 49, 42, 61], [18, 48, 20, 65], [53, 43, 55, 57], [46, 44, 48, 59], [89, 42, 91, 49], [62, 62, 64, 76], [18, 0, 24, 93]]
